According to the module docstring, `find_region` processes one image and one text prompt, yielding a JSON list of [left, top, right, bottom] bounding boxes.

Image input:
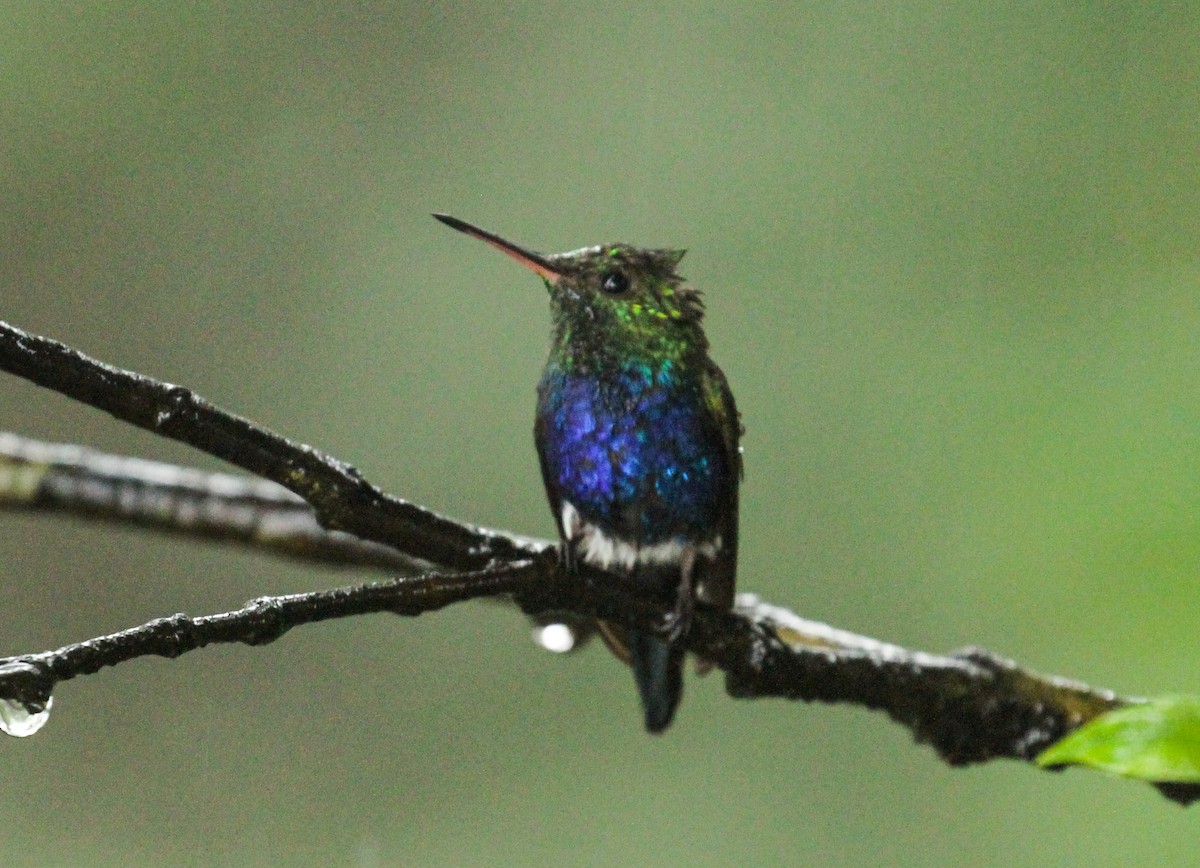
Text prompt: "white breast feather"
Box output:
[[559, 500, 721, 572]]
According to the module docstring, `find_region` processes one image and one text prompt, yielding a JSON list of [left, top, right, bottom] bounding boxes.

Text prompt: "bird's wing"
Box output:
[[696, 359, 742, 610]]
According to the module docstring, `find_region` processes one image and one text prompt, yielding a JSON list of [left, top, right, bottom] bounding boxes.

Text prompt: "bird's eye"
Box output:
[[599, 270, 630, 295]]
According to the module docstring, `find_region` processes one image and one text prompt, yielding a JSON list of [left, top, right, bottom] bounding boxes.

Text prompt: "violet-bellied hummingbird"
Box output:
[[434, 213, 742, 732]]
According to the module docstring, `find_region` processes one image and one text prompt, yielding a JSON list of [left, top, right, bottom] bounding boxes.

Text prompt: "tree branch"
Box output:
[[0, 321, 542, 569], [0, 559, 545, 708], [1, 318, 1192, 804], [0, 548, 1137, 784], [0, 432, 433, 573]]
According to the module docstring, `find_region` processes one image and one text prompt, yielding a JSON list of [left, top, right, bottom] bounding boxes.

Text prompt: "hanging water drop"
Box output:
[[0, 695, 52, 737], [533, 622, 576, 654]]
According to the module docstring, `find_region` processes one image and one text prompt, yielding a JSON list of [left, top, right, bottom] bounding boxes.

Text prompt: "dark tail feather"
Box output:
[[629, 631, 684, 733]]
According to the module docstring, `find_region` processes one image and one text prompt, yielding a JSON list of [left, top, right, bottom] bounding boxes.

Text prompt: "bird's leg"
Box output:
[[557, 504, 583, 575], [658, 544, 697, 643], [557, 538, 579, 574]]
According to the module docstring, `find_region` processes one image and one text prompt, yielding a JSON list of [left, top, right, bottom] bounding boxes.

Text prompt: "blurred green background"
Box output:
[[2, 2, 1198, 864]]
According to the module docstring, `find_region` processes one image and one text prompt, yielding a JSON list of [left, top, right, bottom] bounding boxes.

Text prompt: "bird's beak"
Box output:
[[433, 214, 562, 284]]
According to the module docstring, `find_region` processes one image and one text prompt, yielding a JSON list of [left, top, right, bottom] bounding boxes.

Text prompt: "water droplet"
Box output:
[[0, 695, 52, 737], [533, 622, 576, 654]]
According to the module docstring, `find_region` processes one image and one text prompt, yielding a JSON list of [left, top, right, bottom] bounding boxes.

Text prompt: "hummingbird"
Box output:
[[434, 213, 742, 733]]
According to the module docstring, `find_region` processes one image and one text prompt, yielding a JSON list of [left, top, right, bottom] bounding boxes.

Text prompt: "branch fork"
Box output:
[[1, 318, 1190, 803]]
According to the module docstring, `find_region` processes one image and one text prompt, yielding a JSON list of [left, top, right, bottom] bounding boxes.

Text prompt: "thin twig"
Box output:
[[0, 558, 549, 711]]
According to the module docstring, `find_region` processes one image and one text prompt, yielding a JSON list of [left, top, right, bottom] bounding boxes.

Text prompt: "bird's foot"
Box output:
[[656, 543, 698, 643], [657, 588, 694, 644]]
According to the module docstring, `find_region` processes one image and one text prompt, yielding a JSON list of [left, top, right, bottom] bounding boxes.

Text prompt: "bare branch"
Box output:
[[2, 317, 1194, 804], [515, 575, 1131, 769], [0, 428, 1127, 764], [0, 558, 547, 714], [0, 320, 543, 569], [0, 432, 433, 573], [713, 598, 1126, 765], [0, 547, 1145, 789]]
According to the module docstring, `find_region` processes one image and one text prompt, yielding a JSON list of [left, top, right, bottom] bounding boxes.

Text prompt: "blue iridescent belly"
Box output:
[[536, 361, 728, 546]]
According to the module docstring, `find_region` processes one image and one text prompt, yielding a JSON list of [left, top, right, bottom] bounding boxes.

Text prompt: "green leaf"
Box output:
[[1037, 696, 1200, 783]]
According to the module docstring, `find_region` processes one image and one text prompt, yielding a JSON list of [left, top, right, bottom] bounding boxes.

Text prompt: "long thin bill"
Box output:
[[433, 214, 562, 283]]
